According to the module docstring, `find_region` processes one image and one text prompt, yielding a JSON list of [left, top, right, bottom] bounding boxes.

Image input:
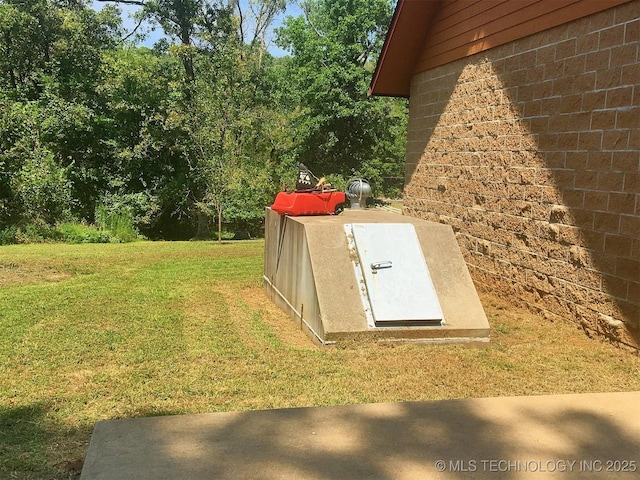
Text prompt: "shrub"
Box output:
[[56, 222, 112, 244], [0, 226, 17, 245], [95, 205, 141, 243], [12, 149, 74, 225], [13, 222, 58, 244], [1, 222, 124, 245]]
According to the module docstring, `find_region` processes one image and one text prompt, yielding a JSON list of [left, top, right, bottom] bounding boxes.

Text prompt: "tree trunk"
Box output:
[[196, 211, 209, 239]]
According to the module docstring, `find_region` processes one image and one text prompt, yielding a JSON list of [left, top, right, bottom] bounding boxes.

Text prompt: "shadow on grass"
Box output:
[[81, 393, 640, 479], [0, 403, 85, 480], [0, 403, 50, 478]]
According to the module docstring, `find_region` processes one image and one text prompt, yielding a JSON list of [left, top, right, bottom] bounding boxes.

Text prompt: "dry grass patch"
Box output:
[[0, 260, 71, 287]]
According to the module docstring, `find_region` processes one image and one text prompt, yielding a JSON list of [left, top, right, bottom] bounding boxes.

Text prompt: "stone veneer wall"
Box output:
[[404, 1, 639, 348]]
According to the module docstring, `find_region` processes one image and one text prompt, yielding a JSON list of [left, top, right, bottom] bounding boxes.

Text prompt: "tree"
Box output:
[[136, 0, 289, 238], [80, 1, 290, 239], [276, 0, 407, 196], [0, 0, 60, 99], [0, 0, 120, 98], [0, 0, 122, 228], [188, 16, 287, 240], [0, 100, 74, 225], [96, 47, 186, 236], [4, 0, 408, 240]]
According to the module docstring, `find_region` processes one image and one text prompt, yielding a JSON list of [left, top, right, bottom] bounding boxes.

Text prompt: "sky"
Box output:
[[91, 1, 302, 57]]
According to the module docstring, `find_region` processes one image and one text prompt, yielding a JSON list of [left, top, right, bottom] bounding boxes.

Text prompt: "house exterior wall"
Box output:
[[404, 1, 639, 348]]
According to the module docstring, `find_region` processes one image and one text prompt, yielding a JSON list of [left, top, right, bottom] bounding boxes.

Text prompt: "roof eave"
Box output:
[[368, 0, 440, 98]]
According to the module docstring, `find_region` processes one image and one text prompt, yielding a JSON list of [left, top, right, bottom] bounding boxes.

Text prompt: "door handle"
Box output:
[[371, 261, 392, 273]]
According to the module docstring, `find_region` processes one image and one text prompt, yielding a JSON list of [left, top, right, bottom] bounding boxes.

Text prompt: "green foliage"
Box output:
[[12, 221, 58, 244], [0, 226, 17, 244], [56, 222, 113, 244], [0, 0, 59, 99], [0, 0, 119, 99], [13, 146, 74, 224], [95, 205, 140, 243], [97, 47, 187, 236], [0, 0, 122, 229], [0, 220, 139, 245], [276, 0, 407, 197], [0, 0, 408, 240], [176, 6, 293, 240]]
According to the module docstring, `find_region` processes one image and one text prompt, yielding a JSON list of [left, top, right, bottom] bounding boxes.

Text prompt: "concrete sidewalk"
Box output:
[[81, 391, 640, 479]]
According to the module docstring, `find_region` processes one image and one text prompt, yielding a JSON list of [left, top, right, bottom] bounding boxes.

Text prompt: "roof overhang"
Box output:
[[368, 0, 440, 98]]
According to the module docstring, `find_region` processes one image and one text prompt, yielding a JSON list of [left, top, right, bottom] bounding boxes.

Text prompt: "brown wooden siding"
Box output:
[[414, 0, 632, 73]]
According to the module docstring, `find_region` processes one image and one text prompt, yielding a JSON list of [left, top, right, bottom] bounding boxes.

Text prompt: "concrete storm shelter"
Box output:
[[263, 208, 489, 346]]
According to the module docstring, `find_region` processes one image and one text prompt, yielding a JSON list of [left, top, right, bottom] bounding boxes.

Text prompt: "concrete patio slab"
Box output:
[[81, 391, 639, 479]]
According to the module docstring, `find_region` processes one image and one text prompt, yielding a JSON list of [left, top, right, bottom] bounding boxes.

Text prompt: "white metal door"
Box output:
[[349, 223, 444, 325]]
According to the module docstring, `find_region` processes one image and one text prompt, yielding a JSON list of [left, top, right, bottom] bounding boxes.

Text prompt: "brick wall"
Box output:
[[404, 1, 639, 348]]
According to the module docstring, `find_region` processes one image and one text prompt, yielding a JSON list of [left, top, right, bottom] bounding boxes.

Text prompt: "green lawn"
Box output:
[[1, 241, 639, 479]]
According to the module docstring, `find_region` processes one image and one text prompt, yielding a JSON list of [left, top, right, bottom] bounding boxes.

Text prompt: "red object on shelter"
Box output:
[[270, 190, 346, 216]]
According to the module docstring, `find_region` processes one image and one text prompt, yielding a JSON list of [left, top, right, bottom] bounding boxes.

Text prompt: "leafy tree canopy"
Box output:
[[0, 0, 408, 241], [276, 0, 407, 195]]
